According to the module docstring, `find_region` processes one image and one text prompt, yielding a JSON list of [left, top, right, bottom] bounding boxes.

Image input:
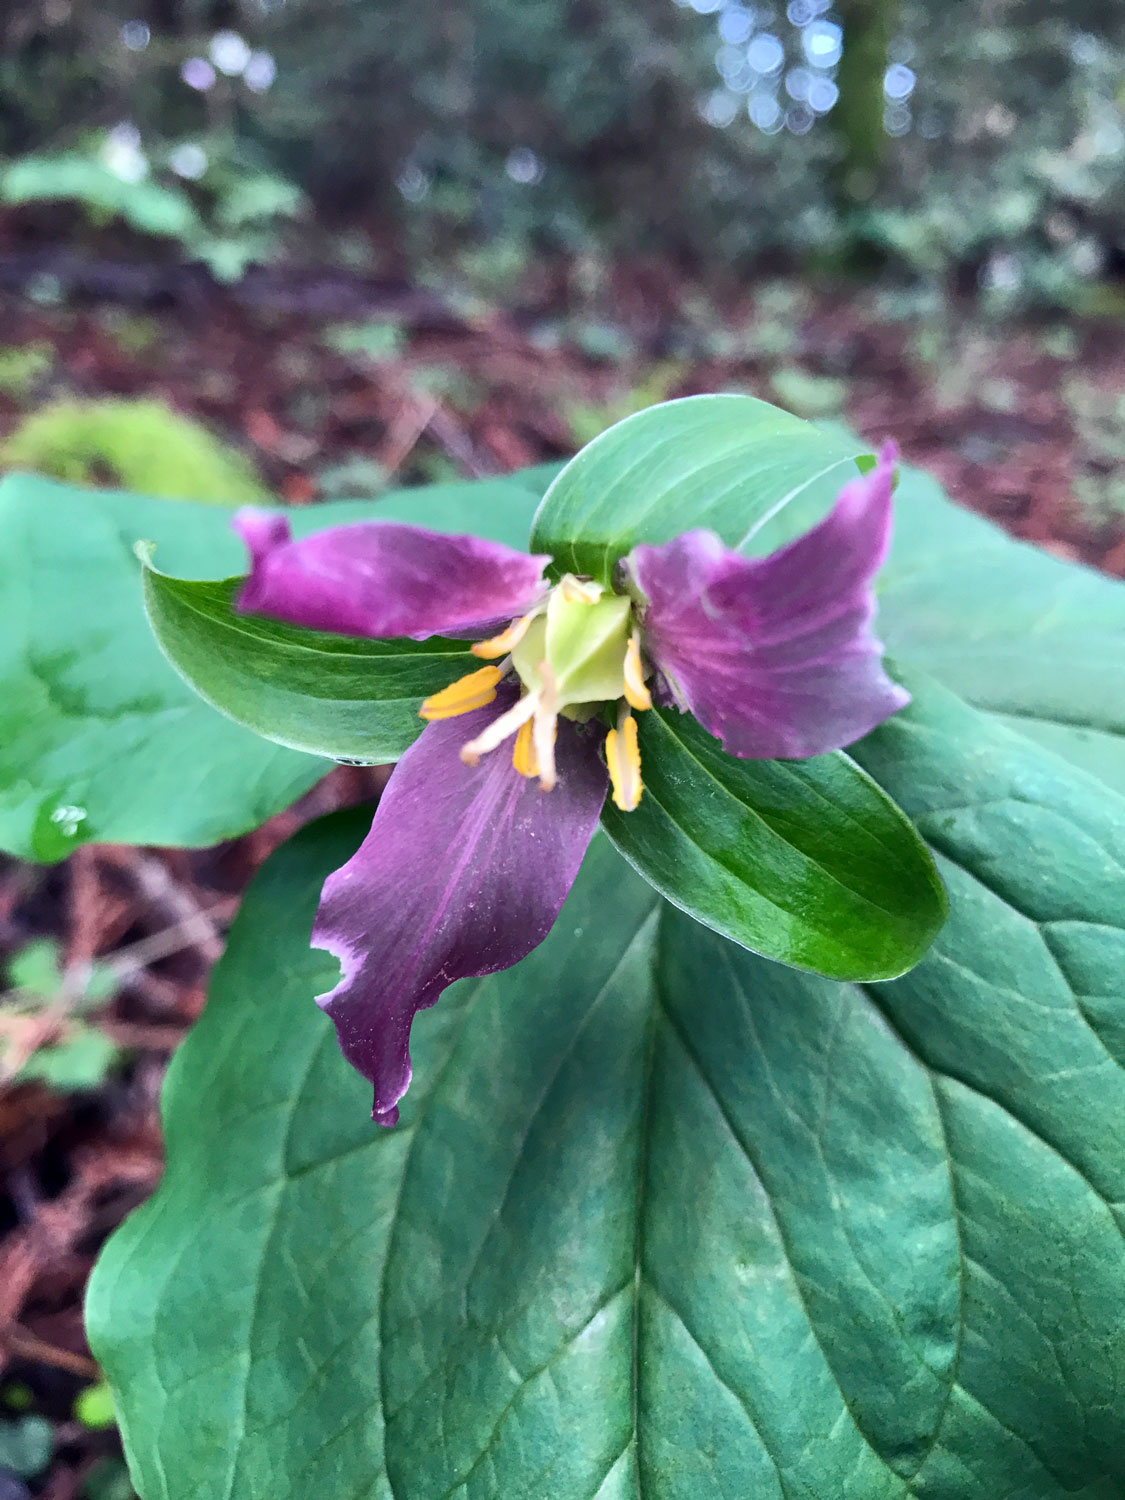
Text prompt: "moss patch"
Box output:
[[1, 398, 271, 505]]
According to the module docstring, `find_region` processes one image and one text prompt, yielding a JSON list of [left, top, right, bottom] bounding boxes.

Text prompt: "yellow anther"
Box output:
[[606, 709, 643, 812], [471, 613, 536, 660], [512, 719, 539, 779], [419, 664, 501, 721], [559, 574, 604, 605], [623, 632, 652, 712]]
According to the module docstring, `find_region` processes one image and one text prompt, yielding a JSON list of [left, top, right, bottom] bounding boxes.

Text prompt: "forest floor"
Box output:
[[0, 255, 1122, 1498]]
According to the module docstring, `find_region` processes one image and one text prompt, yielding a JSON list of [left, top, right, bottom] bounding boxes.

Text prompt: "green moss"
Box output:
[[1, 398, 271, 505]]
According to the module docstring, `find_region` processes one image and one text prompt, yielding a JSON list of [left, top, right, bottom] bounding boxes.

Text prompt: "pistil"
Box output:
[[532, 662, 559, 791], [459, 690, 539, 765]]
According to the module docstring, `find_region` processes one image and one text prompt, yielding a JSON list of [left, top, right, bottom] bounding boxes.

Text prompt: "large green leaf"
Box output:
[[88, 676, 1125, 1498], [142, 567, 475, 762], [602, 706, 945, 981], [878, 463, 1125, 795], [0, 474, 321, 861], [0, 470, 544, 860], [530, 394, 872, 583]]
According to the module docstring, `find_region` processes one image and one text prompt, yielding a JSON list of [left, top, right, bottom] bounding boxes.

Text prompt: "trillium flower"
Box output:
[[234, 443, 908, 1124]]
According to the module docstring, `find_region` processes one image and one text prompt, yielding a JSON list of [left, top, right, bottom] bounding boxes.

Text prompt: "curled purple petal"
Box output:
[[629, 444, 909, 759], [312, 687, 608, 1124], [233, 511, 550, 641]]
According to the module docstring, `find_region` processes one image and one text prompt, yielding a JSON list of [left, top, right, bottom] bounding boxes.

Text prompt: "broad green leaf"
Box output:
[[142, 567, 474, 762], [89, 675, 1125, 1499], [877, 463, 1125, 795], [0, 470, 543, 860], [602, 707, 945, 981], [0, 473, 322, 861], [530, 394, 872, 583]]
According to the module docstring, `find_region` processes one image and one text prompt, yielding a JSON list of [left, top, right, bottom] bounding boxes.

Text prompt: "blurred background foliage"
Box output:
[[0, 0, 1122, 309]]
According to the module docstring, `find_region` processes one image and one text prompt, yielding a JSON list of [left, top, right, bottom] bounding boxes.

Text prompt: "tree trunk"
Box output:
[[832, 0, 902, 208]]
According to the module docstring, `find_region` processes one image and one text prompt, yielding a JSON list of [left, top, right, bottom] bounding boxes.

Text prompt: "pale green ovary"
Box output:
[[512, 588, 633, 710]]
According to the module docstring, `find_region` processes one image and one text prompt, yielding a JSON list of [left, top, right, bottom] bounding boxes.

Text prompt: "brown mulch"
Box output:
[[0, 253, 1121, 1495]]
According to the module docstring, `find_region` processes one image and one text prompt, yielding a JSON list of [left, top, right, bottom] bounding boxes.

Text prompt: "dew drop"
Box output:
[[50, 804, 88, 838]]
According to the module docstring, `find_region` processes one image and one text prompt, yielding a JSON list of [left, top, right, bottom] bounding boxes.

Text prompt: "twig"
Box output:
[[0, 1006, 71, 1084], [99, 851, 225, 964], [427, 403, 497, 478], [102, 900, 231, 979], [99, 1020, 188, 1052], [377, 392, 440, 479], [1, 1324, 99, 1380]]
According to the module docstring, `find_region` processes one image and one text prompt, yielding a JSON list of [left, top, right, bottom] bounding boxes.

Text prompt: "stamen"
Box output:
[[459, 690, 538, 765], [559, 574, 604, 605], [512, 719, 539, 779], [420, 664, 502, 721], [533, 660, 559, 791], [471, 613, 536, 660], [606, 706, 643, 812], [623, 632, 652, 712]]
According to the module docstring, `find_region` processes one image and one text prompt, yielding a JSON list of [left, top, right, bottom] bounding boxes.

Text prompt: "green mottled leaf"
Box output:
[[142, 567, 474, 763], [0, 470, 543, 860], [530, 394, 872, 583], [89, 675, 1125, 1498], [602, 706, 945, 981]]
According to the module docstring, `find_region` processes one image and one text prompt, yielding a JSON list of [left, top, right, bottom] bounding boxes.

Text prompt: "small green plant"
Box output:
[[454, 236, 534, 300], [568, 320, 637, 364], [769, 366, 849, 420], [0, 131, 304, 283], [75, 1381, 117, 1431], [744, 280, 809, 359], [1, 937, 121, 1091], [0, 342, 54, 401], [1, 399, 271, 505], [314, 455, 390, 500], [564, 363, 683, 448], [1065, 377, 1125, 521], [322, 321, 406, 363], [0, 150, 199, 240], [98, 310, 164, 359]]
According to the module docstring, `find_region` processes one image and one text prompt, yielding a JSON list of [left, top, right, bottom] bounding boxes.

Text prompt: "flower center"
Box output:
[[419, 574, 652, 809], [511, 584, 633, 713]]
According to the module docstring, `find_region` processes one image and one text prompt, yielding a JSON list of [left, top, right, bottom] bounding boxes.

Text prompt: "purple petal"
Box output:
[[233, 511, 550, 641], [629, 444, 909, 759], [312, 687, 608, 1124]]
